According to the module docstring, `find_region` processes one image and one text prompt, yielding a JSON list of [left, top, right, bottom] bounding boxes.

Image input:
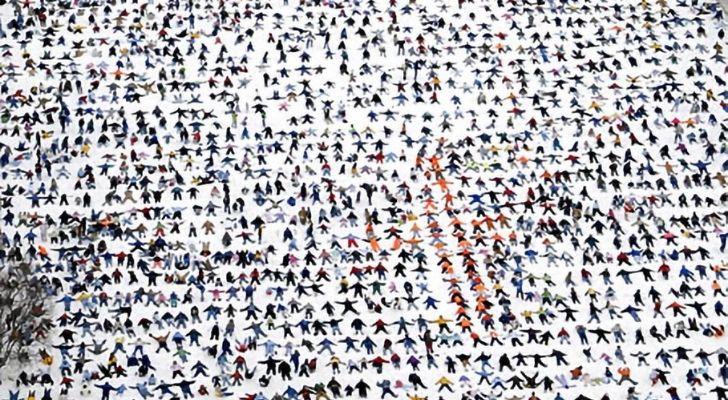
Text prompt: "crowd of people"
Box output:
[[0, 0, 727, 399]]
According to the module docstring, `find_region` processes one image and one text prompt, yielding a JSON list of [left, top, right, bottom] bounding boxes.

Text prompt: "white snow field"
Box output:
[[0, 0, 727, 400]]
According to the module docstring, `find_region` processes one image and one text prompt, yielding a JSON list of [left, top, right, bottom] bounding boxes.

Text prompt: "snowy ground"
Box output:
[[0, 0, 727, 399]]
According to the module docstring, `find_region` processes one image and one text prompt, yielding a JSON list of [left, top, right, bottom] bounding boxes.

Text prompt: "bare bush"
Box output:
[[0, 261, 54, 369]]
